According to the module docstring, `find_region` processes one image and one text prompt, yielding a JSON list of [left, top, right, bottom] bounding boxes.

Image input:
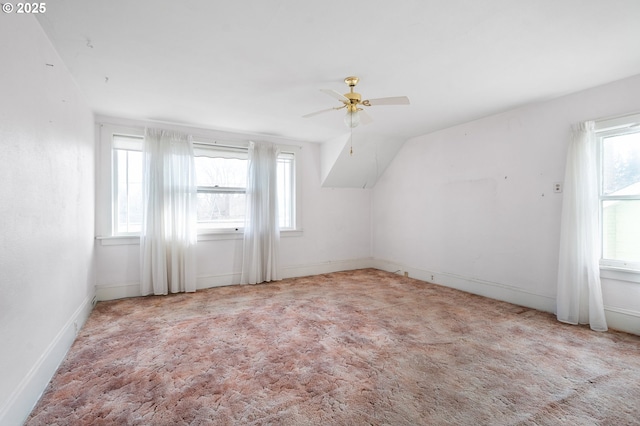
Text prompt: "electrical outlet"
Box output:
[[403, 271, 408, 277], [554, 182, 562, 193]]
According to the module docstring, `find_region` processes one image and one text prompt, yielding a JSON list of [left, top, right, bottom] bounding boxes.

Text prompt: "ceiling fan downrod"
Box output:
[[343, 76, 362, 107]]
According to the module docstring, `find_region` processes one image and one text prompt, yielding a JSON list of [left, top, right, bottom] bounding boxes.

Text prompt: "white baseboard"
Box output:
[[96, 258, 375, 302], [604, 306, 640, 335], [0, 294, 95, 426], [196, 272, 242, 289], [95, 276, 236, 301], [281, 258, 373, 279], [64, 260, 640, 333], [371, 258, 556, 313], [372, 258, 640, 336], [95, 281, 142, 301]]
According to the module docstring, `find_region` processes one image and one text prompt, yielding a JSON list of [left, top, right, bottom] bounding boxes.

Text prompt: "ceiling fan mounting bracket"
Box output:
[[344, 76, 359, 88]]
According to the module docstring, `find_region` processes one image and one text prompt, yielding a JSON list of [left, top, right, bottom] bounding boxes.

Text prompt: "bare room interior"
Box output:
[[2, 1, 640, 424]]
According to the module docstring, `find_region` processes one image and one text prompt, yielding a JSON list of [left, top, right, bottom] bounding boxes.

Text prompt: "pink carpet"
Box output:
[[27, 269, 640, 425]]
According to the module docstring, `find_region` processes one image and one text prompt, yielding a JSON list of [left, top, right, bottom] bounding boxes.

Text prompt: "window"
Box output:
[[111, 135, 296, 235], [597, 119, 640, 269], [277, 153, 295, 230], [194, 145, 248, 230], [113, 135, 143, 235]]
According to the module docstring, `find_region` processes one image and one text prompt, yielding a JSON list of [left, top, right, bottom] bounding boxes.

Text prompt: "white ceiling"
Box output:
[[36, 0, 640, 144]]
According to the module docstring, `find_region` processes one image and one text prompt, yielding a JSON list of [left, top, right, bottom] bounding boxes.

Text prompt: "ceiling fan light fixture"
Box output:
[[303, 76, 410, 128], [344, 109, 360, 128]]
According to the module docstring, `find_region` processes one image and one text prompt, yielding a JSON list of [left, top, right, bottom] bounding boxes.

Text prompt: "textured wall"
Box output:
[[0, 15, 95, 425], [373, 74, 640, 333]]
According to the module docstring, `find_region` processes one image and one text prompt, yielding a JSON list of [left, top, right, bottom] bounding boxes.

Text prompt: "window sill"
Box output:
[[96, 229, 303, 246], [197, 229, 303, 241], [197, 229, 244, 241], [600, 266, 640, 284], [96, 235, 140, 246]]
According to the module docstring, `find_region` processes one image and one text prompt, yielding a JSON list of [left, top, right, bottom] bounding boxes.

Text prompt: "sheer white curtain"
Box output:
[[140, 128, 197, 295], [241, 141, 281, 284], [557, 121, 607, 331]]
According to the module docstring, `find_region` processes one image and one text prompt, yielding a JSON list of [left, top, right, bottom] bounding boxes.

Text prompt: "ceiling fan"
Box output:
[[303, 76, 410, 128]]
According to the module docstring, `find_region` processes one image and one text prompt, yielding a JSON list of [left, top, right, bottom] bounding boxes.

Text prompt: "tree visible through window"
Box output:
[[194, 153, 248, 230]]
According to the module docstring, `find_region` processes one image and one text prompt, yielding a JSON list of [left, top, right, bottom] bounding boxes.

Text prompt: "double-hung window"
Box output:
[[192, 145, 296, 231], [110, 134, 297, 236], [193, 145, 248, 230], [596, 116, 640, 270]]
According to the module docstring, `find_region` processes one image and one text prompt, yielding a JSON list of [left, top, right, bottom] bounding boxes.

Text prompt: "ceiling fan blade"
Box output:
[[320, 89, 349, 103], [302, 107, 340, 118], [364, 96, 410, 106], [359, 109, 373, 125]]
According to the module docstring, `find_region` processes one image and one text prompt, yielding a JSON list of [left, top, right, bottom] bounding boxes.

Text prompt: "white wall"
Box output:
[[372, 74, 640, 335], [280, 142, 373, 271], [321, 132, 408, 189], [0, 16, 95, 426], [94, 119, 373, 300]]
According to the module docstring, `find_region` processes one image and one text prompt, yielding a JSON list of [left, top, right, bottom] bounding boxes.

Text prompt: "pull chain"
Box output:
[[350, 125, 353, 156]]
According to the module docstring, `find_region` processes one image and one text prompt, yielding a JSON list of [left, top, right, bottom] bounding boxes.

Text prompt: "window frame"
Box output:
[[97, 123, 146, 241], [276, 151, 296, 231], [97, 123, 302, 243], [595, 114, 640, 272], [192, 143, 298, 233], [193, 143, 249, 233]]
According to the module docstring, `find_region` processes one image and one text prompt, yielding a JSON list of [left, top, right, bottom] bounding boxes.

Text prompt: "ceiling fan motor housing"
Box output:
[[344, 92, 362, 112], [344, 76, 362, 111]]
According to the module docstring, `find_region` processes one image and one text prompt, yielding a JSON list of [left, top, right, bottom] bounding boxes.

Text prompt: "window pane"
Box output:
[[197, 193, 246, 229], [602, 200, 640, 262], [195, 156, 247, 188], [602, 132, 640, 195], [278, 156, 294, 229], [114, 149, 143, 234]]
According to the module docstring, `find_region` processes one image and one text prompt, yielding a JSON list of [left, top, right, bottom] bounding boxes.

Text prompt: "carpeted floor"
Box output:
[[27, 269, 640, 425]]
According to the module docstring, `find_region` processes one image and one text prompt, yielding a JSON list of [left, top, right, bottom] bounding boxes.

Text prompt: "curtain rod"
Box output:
[[193, 140, 302, 152], [192, 140, 248, 151]]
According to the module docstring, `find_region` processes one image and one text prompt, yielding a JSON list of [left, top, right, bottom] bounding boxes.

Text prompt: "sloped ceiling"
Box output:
[[35, 0, 640, 187], [321, 133, 408, 188]]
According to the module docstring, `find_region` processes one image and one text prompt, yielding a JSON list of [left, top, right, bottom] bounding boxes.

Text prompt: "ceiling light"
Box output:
[[344, 109, 360, 128], [303, 76, 410, 130]]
